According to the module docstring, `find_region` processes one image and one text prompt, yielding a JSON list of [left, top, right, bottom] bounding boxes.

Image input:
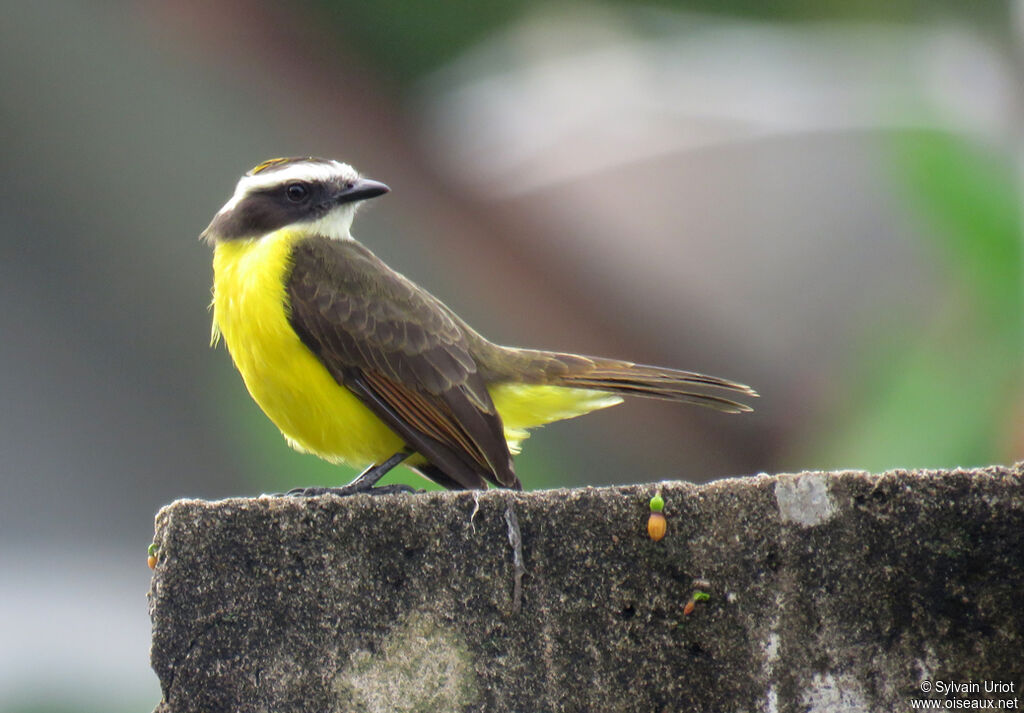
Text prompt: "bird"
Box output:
[[202, 157, 756, 494]]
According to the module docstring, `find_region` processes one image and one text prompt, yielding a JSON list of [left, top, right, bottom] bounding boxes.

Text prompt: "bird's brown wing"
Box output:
[[285, 236, 519, 490]]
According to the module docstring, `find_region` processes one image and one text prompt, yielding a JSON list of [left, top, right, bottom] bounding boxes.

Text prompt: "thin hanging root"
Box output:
[[505, 503, 524, 613], [469, 491, 482, 533]]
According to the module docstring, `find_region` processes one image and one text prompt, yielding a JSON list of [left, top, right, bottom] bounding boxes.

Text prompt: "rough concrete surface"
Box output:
[[149, 464, 1024, 713]]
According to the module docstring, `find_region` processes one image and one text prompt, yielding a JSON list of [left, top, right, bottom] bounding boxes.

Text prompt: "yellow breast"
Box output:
[[211, 230, 405, 466]]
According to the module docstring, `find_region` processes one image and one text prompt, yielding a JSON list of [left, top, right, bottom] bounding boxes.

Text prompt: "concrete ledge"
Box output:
[[148, 464, 1024, 712]]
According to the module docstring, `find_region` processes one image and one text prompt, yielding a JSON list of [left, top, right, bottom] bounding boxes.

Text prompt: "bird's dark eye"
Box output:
[[285, 183, 309, 202]]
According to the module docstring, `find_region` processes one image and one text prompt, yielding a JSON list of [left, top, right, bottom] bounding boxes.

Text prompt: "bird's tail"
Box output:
[[494, 348, 758, 414]]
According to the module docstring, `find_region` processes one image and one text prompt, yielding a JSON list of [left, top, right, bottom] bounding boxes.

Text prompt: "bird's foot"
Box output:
[[277, 451, 416, 497], [282, 483, 419, 497]]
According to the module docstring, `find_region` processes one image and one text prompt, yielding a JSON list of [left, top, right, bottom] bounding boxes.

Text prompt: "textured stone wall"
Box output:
[[148, 464, 1024, 712]]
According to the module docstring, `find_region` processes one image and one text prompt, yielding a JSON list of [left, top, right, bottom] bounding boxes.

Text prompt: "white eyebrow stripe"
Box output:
[[242, 161, 356, 191], [216, 160, 359, 215]]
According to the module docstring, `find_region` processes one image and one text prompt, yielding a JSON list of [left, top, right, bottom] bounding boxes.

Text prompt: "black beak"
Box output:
[[334, 178, 390, 205]]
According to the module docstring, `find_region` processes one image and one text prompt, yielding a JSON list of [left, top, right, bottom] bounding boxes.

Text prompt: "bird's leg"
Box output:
[[344, 450, 413, 490], [284, 451, 417, 497]]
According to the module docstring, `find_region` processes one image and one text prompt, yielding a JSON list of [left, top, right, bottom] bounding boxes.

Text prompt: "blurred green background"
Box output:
[[0, 1, 1020, 711]]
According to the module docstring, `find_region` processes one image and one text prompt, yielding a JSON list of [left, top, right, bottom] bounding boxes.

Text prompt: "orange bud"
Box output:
[[147, 555, 157, 570], [647, 512, 667, 541], [683, 599, 696, 616]]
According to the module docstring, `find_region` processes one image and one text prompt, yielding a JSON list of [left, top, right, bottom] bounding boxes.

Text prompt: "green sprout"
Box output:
[[649, 492, 664, 513]]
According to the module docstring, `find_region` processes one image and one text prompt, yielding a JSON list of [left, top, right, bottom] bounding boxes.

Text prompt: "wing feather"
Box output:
[[286, 237, 519, 490]]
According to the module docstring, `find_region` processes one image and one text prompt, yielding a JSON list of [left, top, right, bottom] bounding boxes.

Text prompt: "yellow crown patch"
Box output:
[[248, 157, 293, 175]]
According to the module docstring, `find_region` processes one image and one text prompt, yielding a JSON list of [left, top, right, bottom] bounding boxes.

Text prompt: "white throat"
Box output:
[[300, 205, 357, 241]]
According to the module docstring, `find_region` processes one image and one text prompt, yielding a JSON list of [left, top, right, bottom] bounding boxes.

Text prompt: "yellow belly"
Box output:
[[211, 230, 622, 469], [212, 230, 405, 466]]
